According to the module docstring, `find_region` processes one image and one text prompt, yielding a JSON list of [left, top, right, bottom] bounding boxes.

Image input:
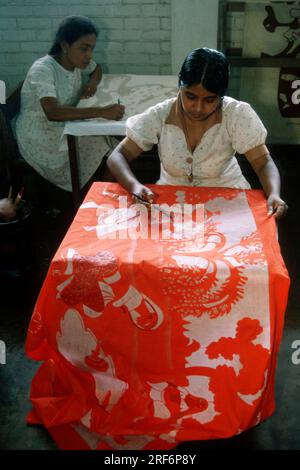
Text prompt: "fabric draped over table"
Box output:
[[25, 183, 289, 450]]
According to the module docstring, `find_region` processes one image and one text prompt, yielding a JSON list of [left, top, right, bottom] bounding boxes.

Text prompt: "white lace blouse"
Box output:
[[126, 96, 267, 189]]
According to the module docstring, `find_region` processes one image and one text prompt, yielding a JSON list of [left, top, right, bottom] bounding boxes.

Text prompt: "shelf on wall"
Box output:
[[229, 58, 300, 67], [218, 1, 300, 68]]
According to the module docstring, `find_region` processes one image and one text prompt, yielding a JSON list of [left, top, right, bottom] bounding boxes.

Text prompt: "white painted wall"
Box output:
[[0, 0, 172, 95], [171, 0, 219, 74], [1, 0, 233, 97]]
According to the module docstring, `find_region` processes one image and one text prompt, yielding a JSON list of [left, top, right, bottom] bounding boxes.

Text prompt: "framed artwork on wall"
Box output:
[[220, 1, 300, 143]]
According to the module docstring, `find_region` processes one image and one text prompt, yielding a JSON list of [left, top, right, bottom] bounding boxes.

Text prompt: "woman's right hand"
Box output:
[[98, 104, 125, 121], [130, 183, 156, 203]]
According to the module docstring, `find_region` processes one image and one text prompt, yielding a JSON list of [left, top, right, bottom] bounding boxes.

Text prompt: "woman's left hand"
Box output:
[[81, 80, 98, 99], [267, 194, 288, 220]]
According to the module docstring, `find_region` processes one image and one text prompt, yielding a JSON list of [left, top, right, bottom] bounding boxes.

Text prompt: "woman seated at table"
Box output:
[[16, 15, 124, 193], [107, 47, 287, 219]]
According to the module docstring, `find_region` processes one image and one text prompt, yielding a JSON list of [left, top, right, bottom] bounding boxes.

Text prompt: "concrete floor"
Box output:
[[0, 149, 299, 450]]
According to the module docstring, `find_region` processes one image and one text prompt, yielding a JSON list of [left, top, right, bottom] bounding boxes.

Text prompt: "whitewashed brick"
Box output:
[[36, 30, 56, 41], [98, 18, 123, 30], [5, 30, 36, 41], [68, 6, 114, 17], [160, 65, 173, 75], [90, 0, 121, 3], [108, 53, 147, 65], [2, 43, 21, 53], [124, 42, 160, 54], [0, 19, 17, 30], [149, 54, 170, 65], [125, 65, 160, 75], [21, 0, 46, 3], [49, 0, 121, 3], [95, 30, 110, 41], [141, 4, 170, 17], [2, 77, 22, 97], [51, 17, 70, 29], [20, 42, 50, 53], [98, 42, 123, 54], [161, 18, 171, 30], [0, 6, 33, 17], [124, 0, 159, 4], [142, 30, 170, 40], [18, 18, 52, 30], [110, 30, 143, 41], [33, 6, 70, 17], [104, 64, 124, 74], [112, 5, 140, 17], [125, 18, 160, 31], [0, 65, 25, 75], [124, 0, 159, 3], [4, 52, 38, 64], [0, 0, 172, 92], [161, 41, 171, 53]]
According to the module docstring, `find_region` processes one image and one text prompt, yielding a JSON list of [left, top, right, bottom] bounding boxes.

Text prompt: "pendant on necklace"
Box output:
[[188, 173, 193, 183]]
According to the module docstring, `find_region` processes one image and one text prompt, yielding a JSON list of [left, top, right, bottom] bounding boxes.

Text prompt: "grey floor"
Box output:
[[0, 149, 299, 450]]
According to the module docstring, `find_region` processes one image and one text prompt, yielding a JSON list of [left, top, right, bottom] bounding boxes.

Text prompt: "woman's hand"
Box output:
[[267, 194, 288, 219], [99, 104, 125, 121], [81, 80, 98, 99], [0, 198, 17, 221], [130, 183, 156, 203]]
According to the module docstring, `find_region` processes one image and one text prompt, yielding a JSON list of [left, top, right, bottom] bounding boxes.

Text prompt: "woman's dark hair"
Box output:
[[178, 47, 230, 96], [49, 16, 98, 55]]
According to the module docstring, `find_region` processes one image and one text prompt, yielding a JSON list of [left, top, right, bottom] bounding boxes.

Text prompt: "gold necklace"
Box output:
[[178, 96, 223, 183], [179, 97, 195, 183]]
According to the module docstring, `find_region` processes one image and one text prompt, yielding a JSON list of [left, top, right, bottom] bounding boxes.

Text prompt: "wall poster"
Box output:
[[240, 1, 300, 143]]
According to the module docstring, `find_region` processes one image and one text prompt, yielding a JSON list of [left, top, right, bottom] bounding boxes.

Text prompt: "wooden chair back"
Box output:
[[0, 82, 24, 197]]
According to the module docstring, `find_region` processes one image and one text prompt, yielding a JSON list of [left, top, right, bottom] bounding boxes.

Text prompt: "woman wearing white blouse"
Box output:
[[16, 16, 125, 192], [107, 47, 287, 219]]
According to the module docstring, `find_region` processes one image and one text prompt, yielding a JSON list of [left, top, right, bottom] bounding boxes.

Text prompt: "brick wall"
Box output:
[[0, 0, 245, 99], [0, 0, 172, 95]]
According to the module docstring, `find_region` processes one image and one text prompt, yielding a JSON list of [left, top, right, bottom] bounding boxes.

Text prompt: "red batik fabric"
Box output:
[[25, 183, 290, 450]]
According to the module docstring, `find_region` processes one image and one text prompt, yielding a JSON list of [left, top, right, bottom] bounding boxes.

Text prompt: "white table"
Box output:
[[64, 74, 178, 205]]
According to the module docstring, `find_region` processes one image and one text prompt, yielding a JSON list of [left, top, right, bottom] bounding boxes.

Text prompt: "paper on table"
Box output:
[[64, 74, 178, 137], [77, 74, 178, 120], [77, 95, 98, 108]]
